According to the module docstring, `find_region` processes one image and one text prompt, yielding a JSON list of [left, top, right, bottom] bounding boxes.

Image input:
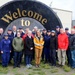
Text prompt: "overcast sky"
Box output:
[[0, 0, 75, 20]]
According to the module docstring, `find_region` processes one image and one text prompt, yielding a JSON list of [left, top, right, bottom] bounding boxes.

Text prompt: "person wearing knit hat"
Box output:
[[50, 30, 57, 66]]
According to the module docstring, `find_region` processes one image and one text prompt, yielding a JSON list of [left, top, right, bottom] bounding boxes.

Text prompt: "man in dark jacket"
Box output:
[[42, 29, 47, 62], [19, 26, 25, 38], [56, 26, 60, 36], [65, 28, 70, 37], [65, 27, 71, 66], [69, 29, 75, 68], [18, 26, 25, 63], [24, 31, 34, 68], [43, 30, 51, 63], [12, 25, 17, 37], [50, 30, 58, 66], [7, 28, 14, 63]]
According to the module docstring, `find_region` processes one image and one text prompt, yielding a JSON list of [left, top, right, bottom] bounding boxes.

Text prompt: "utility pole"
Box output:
[[50, 1, 53, 7]]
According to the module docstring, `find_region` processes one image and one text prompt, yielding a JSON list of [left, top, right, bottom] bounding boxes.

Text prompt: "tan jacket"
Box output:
[[34, 35, 44, 50]]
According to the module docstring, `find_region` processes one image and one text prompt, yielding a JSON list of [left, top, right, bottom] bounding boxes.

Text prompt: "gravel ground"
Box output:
[[0, 62, 75, 75]]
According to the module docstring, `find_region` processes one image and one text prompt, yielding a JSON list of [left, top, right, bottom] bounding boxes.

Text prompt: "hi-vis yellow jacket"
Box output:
[[34, 35, 44, 50]]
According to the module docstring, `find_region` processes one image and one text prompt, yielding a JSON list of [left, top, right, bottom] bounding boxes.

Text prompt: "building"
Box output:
[[52, 8, 72, 32], [72, 20, 75, 27]]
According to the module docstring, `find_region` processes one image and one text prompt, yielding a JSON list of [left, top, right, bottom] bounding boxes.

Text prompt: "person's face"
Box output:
[[37, 31, 41, 37], [28, 32, 32, 36], [56, 28, 60, 32], [5, 36, 8, 39], [60, 29, 64, 34], [13, 26, 17, 32], [51, 33, 55, 36], [71, 30, 75, 34], [65, 30, 69, 33], [19, 29, 23, 33], [47, 32, 51, 36], [25, 28, 29, 34], [17, 33, 20, 37], [43, 30, 47, 34], [7, 31, 12, 34], [34, 28, 38, 32], [0, 28, 3, 34]]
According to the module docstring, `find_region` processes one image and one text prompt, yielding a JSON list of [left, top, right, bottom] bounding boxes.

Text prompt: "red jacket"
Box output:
[[58, 33, 69, 50], [22, 34, 34, 41]]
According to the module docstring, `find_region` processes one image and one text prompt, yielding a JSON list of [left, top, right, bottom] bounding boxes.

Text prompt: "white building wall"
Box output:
[[52, 8, 72, 32]]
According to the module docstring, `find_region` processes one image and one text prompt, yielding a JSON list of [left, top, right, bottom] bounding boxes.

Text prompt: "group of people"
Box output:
[[0, 25, 75, 69]]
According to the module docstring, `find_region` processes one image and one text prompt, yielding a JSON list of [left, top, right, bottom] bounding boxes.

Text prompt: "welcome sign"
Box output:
[[0, 0, 62, 33]]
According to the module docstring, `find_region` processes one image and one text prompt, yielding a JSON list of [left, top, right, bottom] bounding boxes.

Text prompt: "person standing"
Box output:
[[56, 26, 60, 61], [1, 34, 11, 67], [42, 29, 47, 62], [34, 30, 44, 67], [69, 29, 75, 68], [24, 31, 34, 68], [0, 28, 4, 63], [18, 26, 25, 63], [50, 30, 58, 66], [43, 30, 51, 63], [65, 28, 71, 66], [12, 32, 24, 68], [58, 28, 69, 66], [7, 28, 14, 63]]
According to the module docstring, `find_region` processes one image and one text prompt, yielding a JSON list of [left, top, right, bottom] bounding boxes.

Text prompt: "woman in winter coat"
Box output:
[[34, 30, 44, 67], [12, 32, 24, 68], [50, 30, 58, 66], [24, 31, 34, 68]]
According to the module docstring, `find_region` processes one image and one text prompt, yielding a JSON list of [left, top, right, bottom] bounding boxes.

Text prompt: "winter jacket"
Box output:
[[22, 34, 34, 41], [34, 35, 44, 50], [24, 36, 34, 55], [50, 35, 58, 50], [20, 32, 25, 38], [58, 33, 69, 50], [12, 37, 24, 52], [0, 34, 3, 50], [8, 34, 14, 42], [12, 32, 17, 38], [1, 39, 11, 52], [43, 35, 50, 48], [69, 34, 75, 50]]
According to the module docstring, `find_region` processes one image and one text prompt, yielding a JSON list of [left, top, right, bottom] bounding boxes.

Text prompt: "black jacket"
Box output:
[[24, 36, 34, 55], [69, 34, 75, 50], [50, 35, 58, 50]]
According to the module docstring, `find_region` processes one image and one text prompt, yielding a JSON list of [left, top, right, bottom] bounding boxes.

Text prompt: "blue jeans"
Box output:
[[2, 52, 10, 66], [66, 49, 72, 66], [71, 50, 75, 68], [14, 51, 22, 67], [25, 55, 32, 65]]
